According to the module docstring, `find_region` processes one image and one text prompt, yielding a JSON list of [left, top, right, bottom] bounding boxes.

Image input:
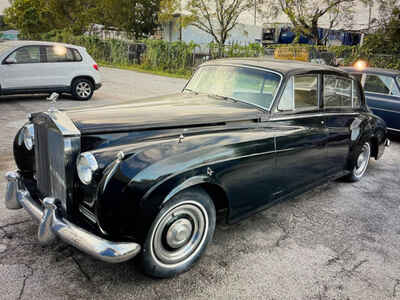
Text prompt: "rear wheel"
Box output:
[[139, 188, 216, 278], [72, 78, 94, 101], [346, 141, 371, 182]]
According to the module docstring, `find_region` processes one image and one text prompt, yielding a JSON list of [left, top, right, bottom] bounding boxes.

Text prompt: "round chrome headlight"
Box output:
[[23, 124, 35, 151], [76, 152, 98, 185]]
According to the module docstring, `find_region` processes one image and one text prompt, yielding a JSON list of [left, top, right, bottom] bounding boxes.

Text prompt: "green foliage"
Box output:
[[209, 42, 264, 58], [4, 0, 160, 39], [101, 0, 160, 39], [141, 39, 199, 75], [4, 0, 53, 39]]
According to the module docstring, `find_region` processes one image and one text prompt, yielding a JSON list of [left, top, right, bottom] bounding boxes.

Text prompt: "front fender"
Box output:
[[94, 126, 270, 241]]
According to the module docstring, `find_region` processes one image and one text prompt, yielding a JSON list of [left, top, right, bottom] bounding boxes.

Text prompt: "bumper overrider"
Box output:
[[5, 171, 141, 263]]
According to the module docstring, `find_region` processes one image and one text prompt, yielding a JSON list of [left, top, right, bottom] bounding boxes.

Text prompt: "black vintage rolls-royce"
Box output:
[[5, 59, 389, 278]]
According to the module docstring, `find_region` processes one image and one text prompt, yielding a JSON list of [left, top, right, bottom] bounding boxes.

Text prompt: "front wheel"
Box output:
[[139, 188, 216, 278], [346, 141, 371, 182], [71, 78, 94, 101]]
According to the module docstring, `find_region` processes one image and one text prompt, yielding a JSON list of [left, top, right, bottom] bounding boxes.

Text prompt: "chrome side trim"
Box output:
[[388, 127, 400, 133], [79, 205, 97, 224], [4, 171, 141, 263], [369, 107, 400, 114], [270, 112, 359, 122], [366, 95, 400, 104]]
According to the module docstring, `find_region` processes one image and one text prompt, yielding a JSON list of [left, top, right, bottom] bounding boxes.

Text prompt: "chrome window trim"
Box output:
[[366, 95, 400, 104], [365, 91, 400, 98], [388, 127, 400, 132]]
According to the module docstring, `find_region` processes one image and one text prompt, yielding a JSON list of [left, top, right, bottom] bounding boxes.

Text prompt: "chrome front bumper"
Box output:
[[5, 171, 141, 263]]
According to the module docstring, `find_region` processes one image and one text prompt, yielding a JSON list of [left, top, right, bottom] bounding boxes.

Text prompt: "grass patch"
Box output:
[[98, 62, 192, 79]]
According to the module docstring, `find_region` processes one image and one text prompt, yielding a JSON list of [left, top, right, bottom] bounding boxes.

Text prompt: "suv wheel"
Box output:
[[72, 78, 94, 101], [139, 188, 216, 278]]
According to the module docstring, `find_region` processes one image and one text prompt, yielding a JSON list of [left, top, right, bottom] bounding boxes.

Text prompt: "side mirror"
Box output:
[[4, 57, 17, 64]]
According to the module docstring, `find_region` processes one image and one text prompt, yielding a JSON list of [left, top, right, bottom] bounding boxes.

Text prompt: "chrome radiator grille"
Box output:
[[34, 123, 66, 205]]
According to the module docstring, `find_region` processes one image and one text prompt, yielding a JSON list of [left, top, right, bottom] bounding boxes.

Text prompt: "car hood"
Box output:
[[65, 93, 262, 134]]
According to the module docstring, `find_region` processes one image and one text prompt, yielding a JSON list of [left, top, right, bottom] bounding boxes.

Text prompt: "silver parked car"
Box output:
[[0, 41, 102, 100]]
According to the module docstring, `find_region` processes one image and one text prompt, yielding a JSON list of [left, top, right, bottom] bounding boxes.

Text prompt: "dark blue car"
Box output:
[[342, 67, 400, 133]]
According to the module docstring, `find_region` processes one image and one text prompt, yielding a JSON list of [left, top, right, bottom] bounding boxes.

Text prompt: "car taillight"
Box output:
[[93, 64, 99, 71]]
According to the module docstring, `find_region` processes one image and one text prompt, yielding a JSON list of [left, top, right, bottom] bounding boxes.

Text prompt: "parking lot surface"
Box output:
[[0, 67, 399, 300]]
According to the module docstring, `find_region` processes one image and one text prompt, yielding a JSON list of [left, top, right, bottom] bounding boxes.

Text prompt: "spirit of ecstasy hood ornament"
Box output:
[[47, 92, 59, 113]]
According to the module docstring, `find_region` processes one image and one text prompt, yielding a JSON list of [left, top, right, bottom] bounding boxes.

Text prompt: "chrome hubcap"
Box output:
[[152, 202, 208, 266], [354, 142, 371, 177], [166, 219, 193, 249], [76, 82, 91, 98]]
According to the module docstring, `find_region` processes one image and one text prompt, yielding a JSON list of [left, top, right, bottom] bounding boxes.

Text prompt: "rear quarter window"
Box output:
[[44, 46, 83, 62], [324, 75, 361, 108]]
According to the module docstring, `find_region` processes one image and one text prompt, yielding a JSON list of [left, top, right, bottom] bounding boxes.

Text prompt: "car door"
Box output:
[[362, 73, 400, 131], [41, 45, 80, 87], [2, 45, 46, 90], [323, 74, 362, 174], [269, 73, 328, 196]]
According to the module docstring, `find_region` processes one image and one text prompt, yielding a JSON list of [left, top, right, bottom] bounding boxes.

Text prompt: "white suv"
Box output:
[[0, 41, 102, 100]]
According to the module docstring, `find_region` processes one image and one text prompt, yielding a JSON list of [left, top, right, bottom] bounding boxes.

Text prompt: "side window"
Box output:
[[44, 46, 77, 62], [72, 49, 82, 61], [278, 75, 319, 111], [364, 75, 400, 96], [324, 75, 352, 107], [8, 46, 41, 64], [278, 77, 294, 111]]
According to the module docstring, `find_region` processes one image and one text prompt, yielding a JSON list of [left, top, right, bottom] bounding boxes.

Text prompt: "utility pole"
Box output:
[[254, 0, 257, 26]]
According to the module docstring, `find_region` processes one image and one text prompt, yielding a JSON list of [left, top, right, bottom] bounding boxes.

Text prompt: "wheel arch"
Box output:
[[71, 75, 95, 88], [159, 176, 230, 222]]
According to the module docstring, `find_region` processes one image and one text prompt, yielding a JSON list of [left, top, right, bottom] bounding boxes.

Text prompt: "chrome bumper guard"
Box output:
[[385, 139, 391, 147], [5, 171, 141, 263]]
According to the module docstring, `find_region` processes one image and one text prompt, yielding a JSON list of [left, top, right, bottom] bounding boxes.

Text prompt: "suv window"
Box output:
[[8, 46, 41, 64], [324, 75, 352, 107], [44, 46, 81, 62], [364, 74, 400, 96], [278, 75, 319, 111]]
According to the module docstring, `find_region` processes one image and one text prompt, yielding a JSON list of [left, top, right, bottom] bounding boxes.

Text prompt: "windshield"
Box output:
[[397, 76, 400, 89], [185, 65, 282, 110]]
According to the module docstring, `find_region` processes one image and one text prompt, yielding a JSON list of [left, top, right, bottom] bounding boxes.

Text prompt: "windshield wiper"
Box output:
[[183, 88, 199, 95], [208, 94, 237, 102], [208, 94, 266, 110]]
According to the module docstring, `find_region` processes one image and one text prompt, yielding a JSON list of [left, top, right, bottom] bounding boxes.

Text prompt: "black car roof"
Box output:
[[202, 57, 348, 77], [341, 66, 400, 77]]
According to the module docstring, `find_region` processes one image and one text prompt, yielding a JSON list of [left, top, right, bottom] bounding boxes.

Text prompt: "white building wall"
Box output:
[[164, 22, 262, 47]]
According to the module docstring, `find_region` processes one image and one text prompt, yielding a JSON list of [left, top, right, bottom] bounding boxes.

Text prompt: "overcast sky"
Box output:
[[0, 0, 8, 13]]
